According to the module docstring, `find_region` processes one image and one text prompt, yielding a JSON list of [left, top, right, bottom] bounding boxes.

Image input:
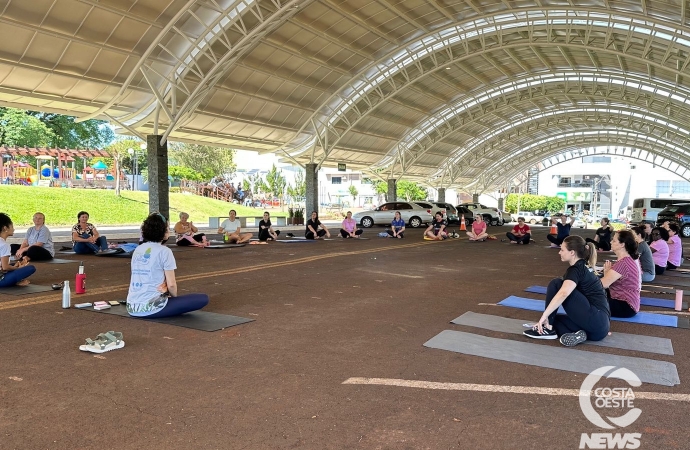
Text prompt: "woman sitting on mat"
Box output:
[[585, 217, 613, 251], [649, 226, 670, 275], [523, 235, 610, 347], [11, 212, 54, 262], [599, 230, 641, 318], [71, 211, 108, 254], [258, 211, 280, 241], [467, 216, 488, 241], [126, 213, 209, 318], [218, 210, 252, 244], [666, 223, 682, 270], [340, 211, 362, 238], [174, 212, 208, 247], [386, 211, 405, 238], [506, 217, 531, 244], [631, 226, 655, 282], [306, 211, 330, 239], [424, 212, 448, 240], [547, 214, 573, 248], [0, 213, 36, 287]]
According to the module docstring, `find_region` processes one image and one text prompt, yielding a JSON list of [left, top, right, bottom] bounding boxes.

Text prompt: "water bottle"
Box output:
[[75, 261, 86, 294], [62, 280, 71, 309]]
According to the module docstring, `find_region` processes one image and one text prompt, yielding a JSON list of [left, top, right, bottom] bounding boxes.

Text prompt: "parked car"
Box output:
[[511, 211, 543, 225], [631, 197, 690, 224], [415, 201, 462, 224], [542, 213, 583, 228], [352, 201, 433, 228], [456, 203, 504, 225], [656, 203, 690, 237]]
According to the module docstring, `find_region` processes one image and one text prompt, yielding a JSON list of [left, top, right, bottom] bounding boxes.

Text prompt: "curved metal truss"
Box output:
[[469, 131, 690, 193], [77, 0, 305, 143], [281, 9, 690, 168]]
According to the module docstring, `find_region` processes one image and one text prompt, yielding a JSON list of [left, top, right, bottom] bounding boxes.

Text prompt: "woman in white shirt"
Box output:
[[126, 213, 209, 318], [11, 212, 54, 261], [0, 213, 36, 287]]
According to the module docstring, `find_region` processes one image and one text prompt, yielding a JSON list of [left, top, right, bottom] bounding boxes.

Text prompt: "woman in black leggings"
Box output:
[[600, 230, 640, 318], [523, 236, 610, 347], [585, 217, 613, 251]]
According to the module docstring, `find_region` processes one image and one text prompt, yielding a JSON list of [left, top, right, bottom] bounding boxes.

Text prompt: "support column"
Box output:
[[498, 197, 504, 211], [472, 193, 479, 203], [386, 179, 397, 202], [437, 188, 446, 202], [146, 135, 169, 220], [305, 163, 318, 215]]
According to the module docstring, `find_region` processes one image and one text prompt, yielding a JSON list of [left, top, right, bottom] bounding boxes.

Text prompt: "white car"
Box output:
[[352, 202, 434, 228]]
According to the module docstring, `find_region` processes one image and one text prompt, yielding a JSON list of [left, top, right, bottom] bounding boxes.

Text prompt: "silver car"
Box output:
[[352, 202, 433, 228]]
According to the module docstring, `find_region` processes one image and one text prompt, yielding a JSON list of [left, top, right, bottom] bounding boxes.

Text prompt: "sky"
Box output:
[[234, 149, 284, 171]]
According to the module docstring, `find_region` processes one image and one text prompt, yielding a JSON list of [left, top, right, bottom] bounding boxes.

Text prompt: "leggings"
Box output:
[[73, 235, 108, 254], [585, 237, 611, 251], [655, 264, 666, 275], [667, 261, 679, 270], [176, 233, 206, 246], [547, 234, 566, 246], [544, 278, 610, 341], [607, 297, 637, 318], [305, 229, 326, 239], [258, 228, 280, 241], [506, 232, 530, 244], [0, 265, 36, 287], [340, 229, 363, 238], [144, 293, 210, 318], [10, 244, 53, 261], [386, 230, 404, 238]]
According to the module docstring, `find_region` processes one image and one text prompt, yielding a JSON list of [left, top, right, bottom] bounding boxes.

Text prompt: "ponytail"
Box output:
[[585, 242, 598, 268]]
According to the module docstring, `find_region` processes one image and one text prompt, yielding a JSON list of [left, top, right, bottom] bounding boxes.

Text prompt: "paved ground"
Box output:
[[2, 226, 689, 449]]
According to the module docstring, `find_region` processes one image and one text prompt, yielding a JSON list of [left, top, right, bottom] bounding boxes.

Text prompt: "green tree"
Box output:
[[265, 164, 287, 200], [31, 112, 114, 149], [504, 193, 565, 213], [287, 169, 306, 200], [348, 184, 358, 203], [397, 180, 427, 201], [247, 172, 268, 194], [0, 108, 54, 147], [169, 142, 236, 180], [374, 180, 388, 196], [169, 166, 203, 181]]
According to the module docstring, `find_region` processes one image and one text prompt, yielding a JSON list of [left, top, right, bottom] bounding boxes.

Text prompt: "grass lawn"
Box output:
[[0, 186, 286, 226]]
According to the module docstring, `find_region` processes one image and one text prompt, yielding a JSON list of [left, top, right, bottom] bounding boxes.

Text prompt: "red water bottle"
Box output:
[[75, 261, 86, 294]]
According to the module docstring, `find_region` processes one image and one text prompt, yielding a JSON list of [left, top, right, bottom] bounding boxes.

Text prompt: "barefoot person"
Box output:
[[506, 217, 531, 244], [218, 210, 252, 244], [467, 216, 488, 241], [386, 211, 405, 238], [424, 212, 448, 240], [0, 213, 36, 287], [11, 212, 54, 261], [174, 212, 208, 247], [258, 211, 281, 241], [546, 214, 573, 247], [523, 236, 610, 347], [306, 211, 330, 239], [600, 230, 640, 318], [340, 211, 363, 238], [127, 213, 209, 318], [71, 211, 108, 254]]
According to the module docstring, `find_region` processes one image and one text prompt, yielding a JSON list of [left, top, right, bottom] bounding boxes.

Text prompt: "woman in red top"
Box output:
[[506, 217, 531, 244], [600, 230, 641, 318], [467, 217, 488, 241]]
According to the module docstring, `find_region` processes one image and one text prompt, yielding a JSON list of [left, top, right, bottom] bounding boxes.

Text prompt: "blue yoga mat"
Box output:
[[524, 286, 683, 309], [498, 296, 680, 328]]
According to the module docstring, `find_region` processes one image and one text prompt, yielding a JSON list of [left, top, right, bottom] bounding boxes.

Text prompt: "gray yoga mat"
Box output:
[[81, 304, 254, 332], [41, 258, 78, 264], [204, 244, 246, 249], [451, 312, 674, 355], [424, 330, 680, 387], [0, 284, 54, 295]]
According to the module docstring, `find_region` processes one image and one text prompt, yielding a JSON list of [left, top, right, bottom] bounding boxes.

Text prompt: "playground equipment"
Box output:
[[1, 147, 111, 186]]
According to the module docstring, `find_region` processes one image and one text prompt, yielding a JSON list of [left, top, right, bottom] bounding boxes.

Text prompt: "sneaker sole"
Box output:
[[560, 331, 587, 347], [523, 332, 558, 340], [79, 341, 125, 354]]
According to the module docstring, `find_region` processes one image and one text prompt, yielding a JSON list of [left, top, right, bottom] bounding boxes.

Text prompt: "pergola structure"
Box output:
[[2, 1, 690, 214]]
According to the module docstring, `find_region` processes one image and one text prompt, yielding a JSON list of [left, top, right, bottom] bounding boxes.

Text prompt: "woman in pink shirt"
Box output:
[[340, 211, 362, 238], [666, 222, 682, 270], [467, 217, 488, 241], [600, 230, 641, 318], [649, 227, 670, 274]]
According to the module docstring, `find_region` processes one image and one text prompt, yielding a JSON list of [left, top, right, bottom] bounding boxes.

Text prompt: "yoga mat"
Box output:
[[276, 240, 316, 244], [451, 311, 674, 355], [524, 286, 688, 309], [424, 330, 679, 387], [204, 244, 246, 249], [40, 258, 78, 264], [647, 279, 690, 289], [659, 271, 690, 278], [81, 304, 254, 332], [498, 296, 688, 328], [95, 251, 132, 258], [59, 251, 76, 255], [0, 284, 54, 295]]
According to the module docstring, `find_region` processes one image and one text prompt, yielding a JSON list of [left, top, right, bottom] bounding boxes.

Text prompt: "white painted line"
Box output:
[[342, 377, 690, 402], [363, 270, 424, 279]]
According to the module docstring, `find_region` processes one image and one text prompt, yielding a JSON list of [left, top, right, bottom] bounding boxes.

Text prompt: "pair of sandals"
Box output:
[[79, 331, 125, 354]]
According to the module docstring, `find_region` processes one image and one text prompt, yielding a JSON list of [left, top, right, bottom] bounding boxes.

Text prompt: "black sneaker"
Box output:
[[523, 327, 558, 340], [559, 330, 588, 347]]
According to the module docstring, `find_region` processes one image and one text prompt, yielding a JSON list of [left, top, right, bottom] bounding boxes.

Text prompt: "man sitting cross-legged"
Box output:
[[217, 210, 252, 244]]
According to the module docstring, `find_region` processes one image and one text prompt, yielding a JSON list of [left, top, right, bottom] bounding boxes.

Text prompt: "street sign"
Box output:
[[337, 163, 346, 171]]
